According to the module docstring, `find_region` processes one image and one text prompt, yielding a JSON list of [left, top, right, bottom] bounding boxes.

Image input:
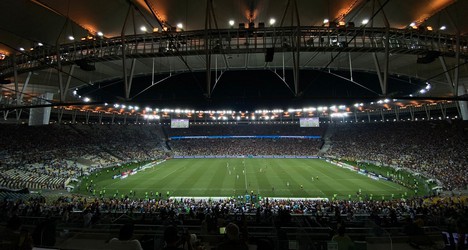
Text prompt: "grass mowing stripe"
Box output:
[[75, 158, 428, 199]]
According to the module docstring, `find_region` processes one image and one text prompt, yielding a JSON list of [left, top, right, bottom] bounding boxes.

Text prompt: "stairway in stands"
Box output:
[[155, 125, 171, 152], [318, 125, 333, 154]]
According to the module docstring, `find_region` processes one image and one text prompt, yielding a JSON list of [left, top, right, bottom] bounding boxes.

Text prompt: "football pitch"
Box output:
[[76, 158, 420, 200]]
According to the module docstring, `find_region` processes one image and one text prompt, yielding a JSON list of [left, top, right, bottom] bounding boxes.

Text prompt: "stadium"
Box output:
[[0, 0, 467, 249]]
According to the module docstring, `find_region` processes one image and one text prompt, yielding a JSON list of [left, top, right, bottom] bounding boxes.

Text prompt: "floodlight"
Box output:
[[269, 18, 276, 26]]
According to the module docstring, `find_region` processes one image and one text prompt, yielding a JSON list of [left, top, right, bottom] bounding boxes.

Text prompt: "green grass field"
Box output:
[[76, 158, 425, 200]]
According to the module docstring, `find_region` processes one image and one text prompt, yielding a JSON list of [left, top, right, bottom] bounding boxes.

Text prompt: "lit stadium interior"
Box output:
[[1, 0, 468, 249]]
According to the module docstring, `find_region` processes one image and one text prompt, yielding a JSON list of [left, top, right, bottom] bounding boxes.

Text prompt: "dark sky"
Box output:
[[79, 69, 424, 110]]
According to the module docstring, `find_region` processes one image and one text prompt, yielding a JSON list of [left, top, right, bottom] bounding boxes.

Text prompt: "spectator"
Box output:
[[216, 223, 248, 250], [108, 223, 143, 250], [0, 215, 33, 250], [32, 216, 56, 248], [163, 225, 183, 250], [331, 225, 354, 250]]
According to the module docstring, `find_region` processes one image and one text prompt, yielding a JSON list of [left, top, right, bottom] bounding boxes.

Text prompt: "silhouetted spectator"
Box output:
[[0, 215, 33, 250], [108, 223, 143, 250], [163, 226, 183, 250], [216, 223, 248, 250], [332, 225, 354, 250]]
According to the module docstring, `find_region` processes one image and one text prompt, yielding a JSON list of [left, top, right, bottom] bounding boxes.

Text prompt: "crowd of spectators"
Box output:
[[0, 124, 166, 190], [0, 192, 467, 249], [2, 192, 466, 229], [164, 123, 327, 137], [169, 138, 323, 156], [166, 123, 325, 156], [326, 121, 468, 190]]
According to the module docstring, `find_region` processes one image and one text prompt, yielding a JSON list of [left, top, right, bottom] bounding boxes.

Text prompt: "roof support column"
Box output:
[[291, 0, 301, 96], [56, 45, 65, 103], [12, 55, 21, 122], [121, 5, 132, 101], [372, 53, 385, 95], [377, 0, 390, 96], [410, 106, 415, 121], [205, 0, 213, 98], [61, 65, 75, 102], [3, 110, 9, 121], [72, 109, 77, 124], [394, 106, 400, 121], [424, 105, 430, 120], [85, 110, 91, 124], [19, 72, 32, 103], [439, 57, 454, 88], [439, 103, 446, 118], [57, 108, 64, 124]]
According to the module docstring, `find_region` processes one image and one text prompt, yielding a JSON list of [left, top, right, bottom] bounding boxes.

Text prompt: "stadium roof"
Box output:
[[1, 0, 467, 110]]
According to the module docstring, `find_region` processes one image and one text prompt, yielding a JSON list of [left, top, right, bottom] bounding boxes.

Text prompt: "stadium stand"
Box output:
[[0, 124, 166, 190], [326, 121, 468, 190], [0, 121, 467, 249]]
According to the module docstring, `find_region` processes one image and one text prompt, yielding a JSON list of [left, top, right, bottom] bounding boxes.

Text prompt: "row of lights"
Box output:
[[18, 32, 105, 51], [14, 19, 448, 52], [409, 22, 447, 31]]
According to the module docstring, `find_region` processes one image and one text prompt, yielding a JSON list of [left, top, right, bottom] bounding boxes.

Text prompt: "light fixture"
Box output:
[[361, 19, 369, 25], [229, 20, 235, 26], [97, 31, 103, 37], [19, 47, 25, 51], [83, 97, 91, 102], [269, 18, 276, 26], [140, 26, 147, 32], [68, 36, 75, 41], [440, 25, 446, 30], [323, 18, 329, 24], [427, 26, 433, 31], [176, 23, 183, 29], [410, 22, 417, 29], [37, 42, 43, 46]]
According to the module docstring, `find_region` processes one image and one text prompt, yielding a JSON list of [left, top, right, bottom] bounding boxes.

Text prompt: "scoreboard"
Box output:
[[299, 117, 319, 127], [171, 119, 189, 128]]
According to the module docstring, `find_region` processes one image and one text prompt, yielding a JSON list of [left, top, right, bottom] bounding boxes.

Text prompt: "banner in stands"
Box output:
[[111, 160, 166, 180], [170, 135, 321, 140]]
